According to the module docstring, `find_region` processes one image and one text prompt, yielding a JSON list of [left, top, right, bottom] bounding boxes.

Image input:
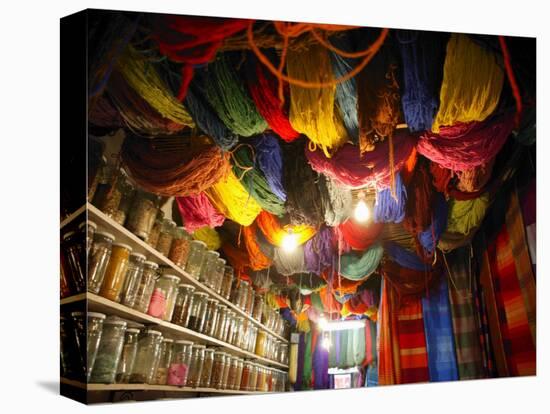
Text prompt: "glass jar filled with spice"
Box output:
[[133, 260, 158, 313], [210, 351, 226, 389], [247, 326, 258, 353], [78, 220, 96, 256], [168, 227, 191, 268], [73, 312, 105, 381], [61, 230, 86, 294], [240, 360, 252, 391], [224, 311, 236, 344], [90, 318, 128, 384], [187, 344, 205, 388], [153, 338, 174, 385], [233, 358, 244, 390], [252, 293, 264, 321], [265, 366, 273, 392], [220, 353, 231, 389], [120, 252, 146, 308], [97, 167, 124, 218], [88, 231, 115, 294], [187, 292, 209, 332], [278, 343, 289, 365], [239, 319, 251, 350], [115, 327, 140, 383], [202, 298, 220, 336], [130, 329, 163, 384], [185, 240, 207, 279], [167, 340, 193, 387], [212, 258, 226, 294], [126, 190, 160, 240], [226, 356, 239, 390], [112, 177, 135, 226], [147, 273, 180, 321], [171, 284, 195, 327], [255, 364, 266, 392], [214, 305, 229, 341], [247, 363, 259, 392], [199, 348, 215, 388], [220, 266, 234, 300], [99, 243, 133, 302], [145, 210, 164, 248], [230, 316, 244, 347], [255, 330, 267, 357], [156, 219, 176, 257], [60, 255, 72, 299], [237, 281, 250, 311], [245, 285, 255, 316], [199, 250, 219, 287]]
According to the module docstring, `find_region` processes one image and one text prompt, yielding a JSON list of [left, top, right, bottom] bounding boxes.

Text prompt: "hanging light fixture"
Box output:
[[354, 191, 370, 223], [319, 317, 365, 332], [321, 331, 331, 350], [281, 231, 298, 252]]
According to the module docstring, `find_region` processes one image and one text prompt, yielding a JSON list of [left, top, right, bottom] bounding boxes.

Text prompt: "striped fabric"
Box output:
[[397, 298, 430, 383], [378, 279, 401, 385], [422, 275, 459, 382], [365, 319, 378, 386], [486, 188, 536, 376], [445, 247, 486, 380]]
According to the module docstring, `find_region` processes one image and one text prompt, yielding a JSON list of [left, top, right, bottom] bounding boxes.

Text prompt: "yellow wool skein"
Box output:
[[204, 169, 262, 226], [432, 34, 504, 132], [117, 46, 195, 128], [192, 226, 221, 251], [287, 43, 348, 157], [446, 193, 490, 235]]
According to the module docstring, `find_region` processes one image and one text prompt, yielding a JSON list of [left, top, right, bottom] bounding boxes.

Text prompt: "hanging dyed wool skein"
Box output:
[[246, 55, 300, 142], [403, 158, 436, 235], [287, 42, 349, 157], [120, 135, 230, 197], [192, 226, 222, 250], [396, 30, 448, 132], [283, 140, 325, 227], [273, 245, 308, 276], [176, 193, 225, 233], [446, 193, 490, 235], [116, 46, 196, 128], [204, 169, 262, 226], [417, 193, 448, 255], [250, 134, 287, 201], [255, 210, 317, 248], [202, 53, 268, 137], [339, 244, 384, 281], [356, 31, 401, 154], [318, 175, 353, 227], [184, 78, 239, 150], [374, 173, 407, 223], [242, 224, 273, 271], [455, 158, 495, 193], [336, 219, 384, 252], [304, 226, 335, 275], [231, 143, 286, 216], [418, 112, 515, 172], [432, 33, 504, 132]]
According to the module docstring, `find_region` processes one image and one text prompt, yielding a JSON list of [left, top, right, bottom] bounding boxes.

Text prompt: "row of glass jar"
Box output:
[[61, 312, 287, 393]]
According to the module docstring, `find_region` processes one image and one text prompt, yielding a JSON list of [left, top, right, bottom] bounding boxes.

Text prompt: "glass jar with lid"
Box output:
[[113, 177, 136, 226], [71, 312, 105, 381], [126, 190, 160, 240], [78, 220, 96, 256], [168, 227, 191, 268], [210, 351, 226, 389], [153, 338, 174, 385], [226, 356, 239, 391], [212, 258, 226, 294], [185, 240, 207, 279], [230, 316, 244, 347], [220, 266, 234, 300], [239, 319, 251, 350], [202, 298, 219, 336], [278, 343, 289, 365], [245, 285, 255, 316], [133, 260, 159, 313], [115, 327, 140, 383], [224, 311, 236, 344], [187, 344, 205, 388], [255, 330, 267, 357], [99, 243, 133, 302], [265, 366, 273, 392], [171, 284, 195, 327], [235, 280, 249, 311], [187, 292, 209, 332], [97, 166, 124, 218], [90, 318, 128, 383], [255, 364, 266, 392], [147, 273, 180, 321], [233, 358, 244, 390], [199, 250, 219, 287], [88, 231, 115, 294], [156, 219, 176, 257], [60, 255, 72, 299], [120, 252, 146, 308], [61, 230, 86, 294], [220, 353, 231, 389], [247, 363, 259, 392], [167, 340, 193, 386], [240, 360, 252, 390], [199, 348, 215, 388], [60, 315, 81, 379], [252, 293, 264, 321], [145, 210, 164, 248], [130, 329, 163, 383], [214, 305, 229, 341]]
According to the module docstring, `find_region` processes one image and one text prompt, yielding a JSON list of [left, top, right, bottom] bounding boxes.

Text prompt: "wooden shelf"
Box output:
[[86, 293, 288, 369], [87, 203, 289, 343], [60, 205, 87, 229], [60, 378, 272, 395], [60, 293, 86, 306]]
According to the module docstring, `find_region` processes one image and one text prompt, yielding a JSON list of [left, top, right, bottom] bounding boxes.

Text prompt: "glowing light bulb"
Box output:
[[281, 232, 298, 252], [354, 199, 370, 223]]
